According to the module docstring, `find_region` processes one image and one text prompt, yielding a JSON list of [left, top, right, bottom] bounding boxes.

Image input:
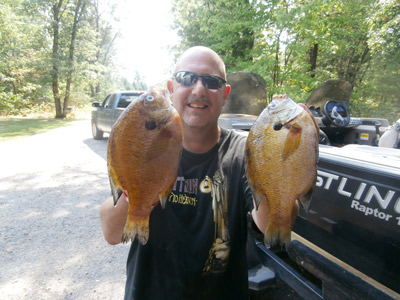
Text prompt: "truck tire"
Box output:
[[92, 120, 104, 140]]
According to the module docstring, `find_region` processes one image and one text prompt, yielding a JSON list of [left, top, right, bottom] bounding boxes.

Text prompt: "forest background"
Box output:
[[0, 0, 399, 122]]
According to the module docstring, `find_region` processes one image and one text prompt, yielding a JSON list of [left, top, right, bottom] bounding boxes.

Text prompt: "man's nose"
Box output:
[[191, 78, 207, 97]]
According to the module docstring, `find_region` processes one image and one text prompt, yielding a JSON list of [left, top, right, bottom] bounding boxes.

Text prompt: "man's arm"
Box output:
[[251, 198, 269, 234], [99, 194, 129, 245]]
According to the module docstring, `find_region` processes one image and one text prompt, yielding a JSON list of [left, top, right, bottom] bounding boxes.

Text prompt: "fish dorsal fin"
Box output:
[[282, 123, 302, 160]]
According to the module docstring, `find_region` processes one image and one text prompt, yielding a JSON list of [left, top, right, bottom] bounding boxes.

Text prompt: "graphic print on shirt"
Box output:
[[168, 177, 199, 206], [200, 168, 231, 274]]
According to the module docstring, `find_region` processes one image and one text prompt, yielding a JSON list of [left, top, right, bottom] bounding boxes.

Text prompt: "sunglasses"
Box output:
[[173, 71, 227, 90]]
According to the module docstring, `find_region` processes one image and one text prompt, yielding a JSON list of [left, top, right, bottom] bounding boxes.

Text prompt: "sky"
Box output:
[[113, 0, 180, 87]]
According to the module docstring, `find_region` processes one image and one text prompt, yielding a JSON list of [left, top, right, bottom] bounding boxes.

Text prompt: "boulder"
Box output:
[[223, 72, 267, 116]]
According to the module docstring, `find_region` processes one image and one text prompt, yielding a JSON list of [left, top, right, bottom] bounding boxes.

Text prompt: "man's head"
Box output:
[[167, 46, 230, 131]]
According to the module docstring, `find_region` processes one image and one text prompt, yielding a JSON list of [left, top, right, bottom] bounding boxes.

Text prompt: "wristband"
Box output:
[[122, 191, 129, 202]]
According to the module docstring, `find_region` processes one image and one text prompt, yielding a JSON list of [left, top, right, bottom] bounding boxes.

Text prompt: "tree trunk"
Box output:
[[308, 43, 318, 78], [273, 31, 282, 87], [63, 0, 85, 117], [52, 0, 64, 119]]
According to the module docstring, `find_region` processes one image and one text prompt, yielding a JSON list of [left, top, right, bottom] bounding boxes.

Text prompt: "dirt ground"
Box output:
[[0, 120, 130, 299], [0, 120, 304, 300]]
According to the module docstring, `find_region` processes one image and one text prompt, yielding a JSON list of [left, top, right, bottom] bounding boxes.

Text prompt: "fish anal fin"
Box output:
[[282, 123, 302, 160], [159, 192, 169, 209], [158, 169, 178, 209], [299, 187, 313, 213], [109, 170, 122, 206], [291, 200, 300, 228], [252, 190, 266, 210]]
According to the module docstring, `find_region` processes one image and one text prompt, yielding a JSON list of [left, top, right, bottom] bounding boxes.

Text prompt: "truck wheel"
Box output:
[[92, 121, 104, 140]]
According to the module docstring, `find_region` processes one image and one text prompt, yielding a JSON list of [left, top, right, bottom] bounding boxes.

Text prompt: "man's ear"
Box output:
[[222, 84, 231, 106], [223, 85, 231, 99], [167, 80, 174, 94]]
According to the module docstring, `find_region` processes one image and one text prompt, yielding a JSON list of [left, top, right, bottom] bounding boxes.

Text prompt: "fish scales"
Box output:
[[245, 94, 319, 247], [107, 87, 183, 244]]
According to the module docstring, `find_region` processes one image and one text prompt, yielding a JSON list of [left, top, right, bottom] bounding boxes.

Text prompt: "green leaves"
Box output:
[[172, 0, 399, 121], [0, 0, 120, 116]]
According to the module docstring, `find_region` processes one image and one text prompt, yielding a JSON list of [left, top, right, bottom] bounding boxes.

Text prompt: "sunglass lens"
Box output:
[[174, 72, 225, 89], [201, 76, 220, 89], [176, 72, 197, 86]]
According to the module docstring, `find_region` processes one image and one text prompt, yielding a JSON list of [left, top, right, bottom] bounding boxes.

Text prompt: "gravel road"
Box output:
[[0, 120, 130, 299]]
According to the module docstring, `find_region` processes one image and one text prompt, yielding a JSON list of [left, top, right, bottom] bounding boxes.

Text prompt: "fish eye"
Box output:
[[269, 102, 276, 108]]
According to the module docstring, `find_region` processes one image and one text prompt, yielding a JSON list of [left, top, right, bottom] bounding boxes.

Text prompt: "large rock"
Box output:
[[306, 80, 353, 109], [223, 72, 267, 116]]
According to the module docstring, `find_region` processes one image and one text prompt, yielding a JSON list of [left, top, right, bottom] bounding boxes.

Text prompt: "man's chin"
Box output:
[[182, 117, 210, 130]]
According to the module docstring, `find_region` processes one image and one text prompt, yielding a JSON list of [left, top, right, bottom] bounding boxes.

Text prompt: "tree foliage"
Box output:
[[0, 0, 142, 118], [172, 0, 400, 122], [2, 0, 398, 121]]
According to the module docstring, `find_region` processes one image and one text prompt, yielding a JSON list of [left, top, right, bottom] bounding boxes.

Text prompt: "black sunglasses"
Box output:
[[173, 71, 226, 90]]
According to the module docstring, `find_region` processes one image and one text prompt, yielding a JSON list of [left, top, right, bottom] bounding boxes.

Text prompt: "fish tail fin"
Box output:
[[122, 214, 150, 245], [264, 202, 299, 248], [264, 223, 292, 248]]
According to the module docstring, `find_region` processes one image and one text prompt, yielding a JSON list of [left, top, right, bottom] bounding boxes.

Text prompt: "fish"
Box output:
[[107, 87, 183, 244], [245, 94, 319, 247]]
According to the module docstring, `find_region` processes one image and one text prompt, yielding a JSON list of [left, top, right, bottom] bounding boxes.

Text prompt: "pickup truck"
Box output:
[[91, 91, 144, 140]]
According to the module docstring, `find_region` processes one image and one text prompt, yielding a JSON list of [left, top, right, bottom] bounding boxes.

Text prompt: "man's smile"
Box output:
[[188, 102, 208, 109]]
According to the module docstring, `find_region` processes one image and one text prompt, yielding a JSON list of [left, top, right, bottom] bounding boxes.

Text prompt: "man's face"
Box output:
[[167, 51, 230, 131]]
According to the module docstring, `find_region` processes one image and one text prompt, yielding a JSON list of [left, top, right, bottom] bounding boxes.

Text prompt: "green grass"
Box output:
[[0, 117, 79, 142]]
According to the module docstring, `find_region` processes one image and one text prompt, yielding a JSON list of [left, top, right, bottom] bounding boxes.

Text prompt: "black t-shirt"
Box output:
[[124, 128, 254, 300]]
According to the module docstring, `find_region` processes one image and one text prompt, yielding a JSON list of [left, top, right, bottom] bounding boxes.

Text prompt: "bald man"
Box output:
[[100, 46, 267, 300]]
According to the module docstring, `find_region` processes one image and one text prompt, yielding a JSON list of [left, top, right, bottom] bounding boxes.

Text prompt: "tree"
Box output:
[[171, 0, 399, 121], [171, 0, 258, 69], [63, 0, 86, 118], [0, 0, 43, 114], [87, 0, 119, 99]]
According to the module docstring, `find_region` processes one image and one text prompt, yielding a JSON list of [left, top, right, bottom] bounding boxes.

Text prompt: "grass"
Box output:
[[0, 115, 87, 142]]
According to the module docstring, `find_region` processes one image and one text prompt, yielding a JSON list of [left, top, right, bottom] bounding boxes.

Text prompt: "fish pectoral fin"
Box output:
[[298, 188, 313, 213], [282, 123, 302, 160]]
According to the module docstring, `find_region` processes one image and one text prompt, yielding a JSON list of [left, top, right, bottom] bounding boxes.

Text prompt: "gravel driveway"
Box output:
[[0, 120, 130, 299]]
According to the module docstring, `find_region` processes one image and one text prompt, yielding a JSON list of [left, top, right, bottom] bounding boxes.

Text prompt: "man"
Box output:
[[100, 46, 268, 299]]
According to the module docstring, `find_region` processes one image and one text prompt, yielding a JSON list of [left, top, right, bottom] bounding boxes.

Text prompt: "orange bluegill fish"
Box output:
[[107, 87, 183, 244], [245, 94, 319, 247]]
